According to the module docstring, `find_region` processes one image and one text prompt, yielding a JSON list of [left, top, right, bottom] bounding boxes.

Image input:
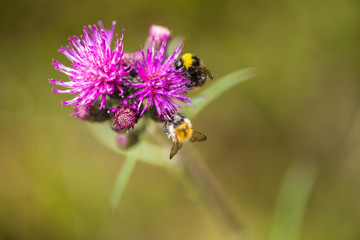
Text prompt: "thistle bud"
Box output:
[[145, 25, 171, 51], [74, 99, 110, 122], [109, 100, 139, 132]]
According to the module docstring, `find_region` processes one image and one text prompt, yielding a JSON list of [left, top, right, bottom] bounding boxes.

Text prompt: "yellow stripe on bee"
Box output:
[[175, 122, 193, 143], [182, 53, 194, 69]]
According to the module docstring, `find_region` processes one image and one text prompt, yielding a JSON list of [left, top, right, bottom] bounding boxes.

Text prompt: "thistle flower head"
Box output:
[[127, 41, 191, 121], [49, 21, 131, 112]]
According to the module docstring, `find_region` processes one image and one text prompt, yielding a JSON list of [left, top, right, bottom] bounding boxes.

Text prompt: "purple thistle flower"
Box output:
[[49, 21, 131, 112], [127, 41, 191, 121]]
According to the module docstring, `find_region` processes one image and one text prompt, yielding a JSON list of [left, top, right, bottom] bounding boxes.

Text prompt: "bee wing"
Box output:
[[170, 142, 183, 159], [200, 65, 213, 79], [190, 130, 207, 143]]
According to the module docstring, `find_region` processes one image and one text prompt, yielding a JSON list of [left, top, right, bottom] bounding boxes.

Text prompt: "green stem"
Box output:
[[180, 145, 247, 239]]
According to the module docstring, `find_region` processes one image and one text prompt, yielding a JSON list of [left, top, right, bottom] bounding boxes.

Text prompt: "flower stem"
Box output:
[[179, 145, 247, 239]]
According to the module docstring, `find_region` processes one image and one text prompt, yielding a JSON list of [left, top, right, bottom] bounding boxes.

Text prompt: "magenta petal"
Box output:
[[50, 21, 130, 112], [128, 40, 191, 120]]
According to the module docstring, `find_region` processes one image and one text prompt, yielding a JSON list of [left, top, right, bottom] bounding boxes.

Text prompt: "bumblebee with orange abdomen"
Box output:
[[163, 113, 207, 159], [174, 53, 213, 89]]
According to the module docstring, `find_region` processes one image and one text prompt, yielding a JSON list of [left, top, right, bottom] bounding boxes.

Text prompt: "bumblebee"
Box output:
[[163, 112, 207, 159], [174, 53, 213, 89]]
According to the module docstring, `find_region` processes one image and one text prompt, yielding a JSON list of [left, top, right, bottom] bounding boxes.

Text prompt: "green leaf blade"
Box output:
[[186, 67, 258, 119], [268, 162, 318, 240], [109, 142, 143, 214], [86, 122, 167, 167]]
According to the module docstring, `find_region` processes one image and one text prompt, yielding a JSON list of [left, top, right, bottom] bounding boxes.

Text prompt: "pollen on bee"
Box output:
[[174, 122, 193, 143], [182, 53, 194, 70]]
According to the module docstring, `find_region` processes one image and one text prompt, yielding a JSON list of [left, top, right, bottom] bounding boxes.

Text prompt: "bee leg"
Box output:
[[197, 73, 207, 87], [185, 81, 195, 88], [163, 122, 169, 133]]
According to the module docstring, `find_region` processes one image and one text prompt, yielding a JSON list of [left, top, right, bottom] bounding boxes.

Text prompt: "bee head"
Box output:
[[174, 58, 183, 70], [172, 112, 186, 126]]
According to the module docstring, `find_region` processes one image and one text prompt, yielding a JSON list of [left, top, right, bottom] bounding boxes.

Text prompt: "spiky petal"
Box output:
[[49, 21, 130, 112], [127, 41, 191, 120]]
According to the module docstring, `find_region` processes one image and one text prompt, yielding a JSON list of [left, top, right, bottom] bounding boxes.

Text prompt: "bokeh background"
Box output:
[[1, 0, 360, 239]]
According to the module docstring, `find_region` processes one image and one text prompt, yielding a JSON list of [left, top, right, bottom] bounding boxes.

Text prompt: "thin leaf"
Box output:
[[109, 141, 143, 214], [86, 67, 257, 167], [186, 67, 258, 119], [268, 162, 317, 240], [86, 122, 167, 167]]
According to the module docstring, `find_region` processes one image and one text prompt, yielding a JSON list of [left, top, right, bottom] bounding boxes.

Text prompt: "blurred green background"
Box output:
[[1, 0, 360, 239]]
